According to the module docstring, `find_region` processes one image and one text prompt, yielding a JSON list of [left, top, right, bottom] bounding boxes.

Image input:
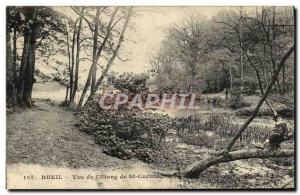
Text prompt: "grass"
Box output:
[[175, 113, 273, 149]]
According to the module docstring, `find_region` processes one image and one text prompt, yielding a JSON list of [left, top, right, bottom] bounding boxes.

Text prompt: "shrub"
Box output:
[[177, 129, 226, 149], [276, 106, 294, 118], [231, 78, 257, 95], [227, 94, 251, 109], [236, 106, 294, 118], [107, 72, 148, 93], [206, 96, 225, 107], [76, 98, 174, 162]]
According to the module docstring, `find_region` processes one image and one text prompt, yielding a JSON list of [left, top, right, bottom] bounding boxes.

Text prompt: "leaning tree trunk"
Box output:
[[182, 149, 294, 178]]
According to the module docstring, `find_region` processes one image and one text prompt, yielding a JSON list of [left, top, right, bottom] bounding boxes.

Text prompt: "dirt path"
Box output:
[[7, 100, 130, 168], [6, 100, 185, 189]]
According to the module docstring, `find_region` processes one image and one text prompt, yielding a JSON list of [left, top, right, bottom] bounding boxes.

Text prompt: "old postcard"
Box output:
[[6, 6, 295, 189]]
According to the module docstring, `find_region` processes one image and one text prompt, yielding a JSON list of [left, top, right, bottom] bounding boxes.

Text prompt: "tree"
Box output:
[[77, 7, 133, 110], [157, 44, 294, 178], [6, 8, 16, 104], [77, 7, 119, 110], [7, 6, 71, 107], [17, 7, 38, 106], [90, 7, 134, 99], [150, 14, 239, 93], [68, 18, 78, 105], [64, 19, 71, 104], [152, 7, 294, 179], [214, 7, 294, 116]]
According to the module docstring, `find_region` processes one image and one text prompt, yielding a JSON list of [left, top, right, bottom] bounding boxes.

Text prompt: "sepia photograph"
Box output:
[[5, 5, 295, 190]]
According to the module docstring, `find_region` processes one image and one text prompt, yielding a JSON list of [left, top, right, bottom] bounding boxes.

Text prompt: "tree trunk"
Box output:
[[182, 149, 294, 178], [69, 23, 77, 103], [70, 7, 84, 104], [12, 28, 17, 85], [23, 23, 37, 107], [17, 28, 31, 104], [91, 64, 97, 95], [239, 9, 244, 94], [90, 8, 101, 95], [64, 86, 69, 104], [17, 7, 38, 106], [64, 20, 71, 105], [282, 62, 285, 94], [12, 29, 17, 103], [6, 19, 17, 104], [262, 44, 269, 88], [270, 6, 282, 94], [229, 63, 233, 93]]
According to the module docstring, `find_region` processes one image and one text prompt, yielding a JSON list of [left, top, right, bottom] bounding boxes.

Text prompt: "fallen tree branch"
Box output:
[[156, 149, 294, 179]]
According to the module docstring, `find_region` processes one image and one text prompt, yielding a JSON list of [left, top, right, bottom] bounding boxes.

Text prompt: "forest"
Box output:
[[6, 6, 295, 189]]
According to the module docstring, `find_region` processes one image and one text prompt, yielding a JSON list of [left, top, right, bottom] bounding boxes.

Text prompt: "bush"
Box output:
[[76, 98, 174, 162], [236, 107, 272, 117], [236, 106, 294, 118], [243, 79, 257, 95], [177, 129, 226, 148], [231, 78, 257, 95], [227, 94, 251, 109], [207, 96, 225, 107], [276, 106, 294, 118], [107, 72, 148, 93]]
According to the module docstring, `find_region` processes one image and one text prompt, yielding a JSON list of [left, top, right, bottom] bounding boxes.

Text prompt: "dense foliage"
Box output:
[[107, 72, 149, 93], [76, 99, 174, 162], [150, 7, 294, 96]]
